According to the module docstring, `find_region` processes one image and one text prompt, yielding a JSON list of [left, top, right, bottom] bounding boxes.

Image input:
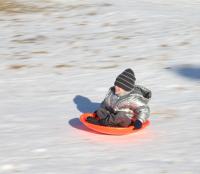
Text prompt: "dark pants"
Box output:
[[96, 108, 132, 127]]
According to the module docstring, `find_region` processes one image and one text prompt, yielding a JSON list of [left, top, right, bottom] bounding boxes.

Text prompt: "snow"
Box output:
[[0, 0, 200, 173]]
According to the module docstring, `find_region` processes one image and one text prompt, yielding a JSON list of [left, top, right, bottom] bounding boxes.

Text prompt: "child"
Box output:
[[86, 68, 152, 129]]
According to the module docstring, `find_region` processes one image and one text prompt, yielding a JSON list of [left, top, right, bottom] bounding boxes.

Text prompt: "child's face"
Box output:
[[114, 86, 126, 96]]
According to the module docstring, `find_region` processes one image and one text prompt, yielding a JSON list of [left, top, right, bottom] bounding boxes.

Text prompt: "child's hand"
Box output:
[[133, 120, 142, 129]]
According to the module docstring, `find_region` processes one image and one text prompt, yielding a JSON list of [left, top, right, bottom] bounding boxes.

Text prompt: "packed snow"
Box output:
[[0, 0, 200, 173]]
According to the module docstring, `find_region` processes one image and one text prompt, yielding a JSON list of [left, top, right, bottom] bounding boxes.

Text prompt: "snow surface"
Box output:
[[0, 0, 200, 173]]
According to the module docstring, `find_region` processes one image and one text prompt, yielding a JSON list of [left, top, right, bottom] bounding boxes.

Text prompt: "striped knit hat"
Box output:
[[114, 68, 136, 91]]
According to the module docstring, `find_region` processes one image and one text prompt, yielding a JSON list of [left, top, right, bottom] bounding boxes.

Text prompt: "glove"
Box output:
[[133, 119, 142, 129]]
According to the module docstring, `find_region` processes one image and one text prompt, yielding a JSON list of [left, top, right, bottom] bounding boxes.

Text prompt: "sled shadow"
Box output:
[[168, 65, 200, 80], [73, 95, 100, 113], [68, 118, 88, 131], [68, 118, 104, 135]]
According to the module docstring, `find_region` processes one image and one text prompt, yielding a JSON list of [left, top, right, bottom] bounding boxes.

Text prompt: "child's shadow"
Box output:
[[68, 95, 100, 133], [73, 95, 100, 113]]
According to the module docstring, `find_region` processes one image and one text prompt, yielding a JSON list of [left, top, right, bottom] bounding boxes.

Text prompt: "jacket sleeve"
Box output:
[[100, 99, 106, 109], [134, 105, 150, 123], [100, 98, 114, 113]]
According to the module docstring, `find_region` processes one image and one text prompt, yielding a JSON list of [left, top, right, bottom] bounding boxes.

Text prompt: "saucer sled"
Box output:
[[80, 113, 150, 135]]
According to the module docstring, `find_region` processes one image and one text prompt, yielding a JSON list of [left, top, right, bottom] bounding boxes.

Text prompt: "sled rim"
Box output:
[[80, 113, 150, 135]]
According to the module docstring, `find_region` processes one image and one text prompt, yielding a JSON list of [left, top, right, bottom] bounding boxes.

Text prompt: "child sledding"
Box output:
[[86, 68, 152, 129]]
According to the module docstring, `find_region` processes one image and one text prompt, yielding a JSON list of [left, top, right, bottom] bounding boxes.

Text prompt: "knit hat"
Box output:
[[114, 68, 136, 91]]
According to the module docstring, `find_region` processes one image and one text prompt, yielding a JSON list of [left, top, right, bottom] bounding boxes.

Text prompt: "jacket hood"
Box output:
[[133, 85, 151, 99], [130, 85, 152, 103]]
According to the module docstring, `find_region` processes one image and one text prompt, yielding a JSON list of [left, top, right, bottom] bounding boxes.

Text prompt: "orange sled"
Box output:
[[80, 113, 150, 135]]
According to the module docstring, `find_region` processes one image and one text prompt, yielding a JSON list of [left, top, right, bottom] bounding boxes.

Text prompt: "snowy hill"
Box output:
[[0, 0, 200, 173]]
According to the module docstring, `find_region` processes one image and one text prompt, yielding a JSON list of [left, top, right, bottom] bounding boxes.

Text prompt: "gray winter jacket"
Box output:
[[100, 85, 152, 123]]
